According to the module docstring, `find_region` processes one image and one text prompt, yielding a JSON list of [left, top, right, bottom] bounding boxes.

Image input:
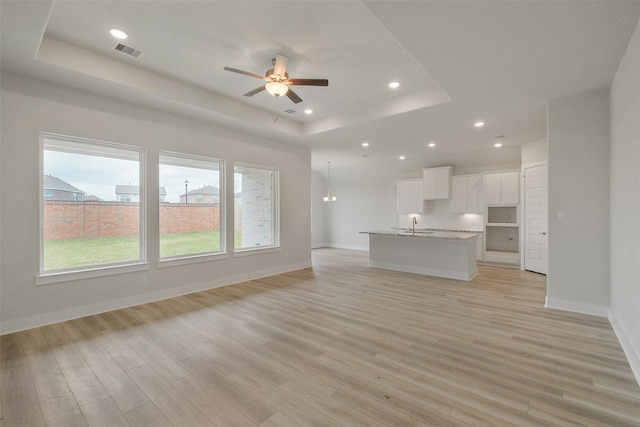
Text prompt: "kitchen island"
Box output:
[[360, 229, 480, 281]]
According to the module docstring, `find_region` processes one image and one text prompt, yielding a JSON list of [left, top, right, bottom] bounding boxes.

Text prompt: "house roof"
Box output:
[[186, 185, 219, 196], [44, 175, 85, 194]]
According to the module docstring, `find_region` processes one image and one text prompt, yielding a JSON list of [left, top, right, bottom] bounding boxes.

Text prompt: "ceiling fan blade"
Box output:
[[287, 78, 329, 87], [244, 86, 266, 97], [224, 66, 269, 81], [285, 87, 303, 104], [273, 54, 289, 79]]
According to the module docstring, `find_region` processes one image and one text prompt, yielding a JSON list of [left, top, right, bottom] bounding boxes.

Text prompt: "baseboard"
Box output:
[[0, 261, 312, 335], [544, 296, 609, 317], [608, 309, 640, 388]]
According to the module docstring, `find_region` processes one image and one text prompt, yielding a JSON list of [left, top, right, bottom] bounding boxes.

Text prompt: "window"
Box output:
[[234, 163, 279, 250], [159, 152, 223, 259], [41, 134, 144, 273]]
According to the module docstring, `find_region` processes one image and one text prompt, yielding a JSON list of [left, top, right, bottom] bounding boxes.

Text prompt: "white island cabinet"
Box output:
[[360, 230, 479, 281]]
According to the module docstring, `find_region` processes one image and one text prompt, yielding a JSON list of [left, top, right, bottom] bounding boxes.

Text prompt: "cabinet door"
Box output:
[[423, 167, 451, 200], [396, 180, 412, 213], [422, 169, 437, 200], [409, 179, 424, 213], [450, 176, 468, 213], [501, 171, 519, 205], [483, 173, 502, 205], [467, 174, 482, 213], [434, 168, 451, 199]]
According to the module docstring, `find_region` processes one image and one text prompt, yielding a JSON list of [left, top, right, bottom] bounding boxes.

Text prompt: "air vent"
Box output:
[[284, 109, 296, 114], [114, 43, 143, 58]]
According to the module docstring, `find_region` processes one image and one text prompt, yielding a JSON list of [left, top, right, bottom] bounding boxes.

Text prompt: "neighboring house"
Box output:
[[43, 174, 86, 201], [180, 185, 219, 203], [84, 194, 103, 202], [116, 185, 166, 202]]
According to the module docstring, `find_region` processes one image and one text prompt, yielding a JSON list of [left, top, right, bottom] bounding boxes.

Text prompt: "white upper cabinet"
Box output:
[[397, 179, 424, 213], [451, 174, 482, 213], [422, 166, 452, 200], [483, 171, 519, 205]]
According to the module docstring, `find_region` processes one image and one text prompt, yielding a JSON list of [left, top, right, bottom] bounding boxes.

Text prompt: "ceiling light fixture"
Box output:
[[494, 143, 503, 148], [494, 134, 505, 148], [304, 109, 313, 114], [362, 142, 369, 147], [428, 142, 436, 148], [323, 161, 336, 202], [474, 121, 485, 127], [265, 81, 289, 97], [399, 155, 406, 160], [109, 28, 128, 40], [388, 81, 400, 89]]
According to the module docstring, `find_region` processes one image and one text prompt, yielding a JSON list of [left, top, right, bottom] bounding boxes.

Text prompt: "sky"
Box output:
[[44, 150, 223, 203]]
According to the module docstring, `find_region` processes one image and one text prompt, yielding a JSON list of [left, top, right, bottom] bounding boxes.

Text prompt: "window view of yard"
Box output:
[[43, 231, 242, 270]]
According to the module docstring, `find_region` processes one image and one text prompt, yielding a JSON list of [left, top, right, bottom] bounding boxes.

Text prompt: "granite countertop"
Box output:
[[360, 229, 480, 240]]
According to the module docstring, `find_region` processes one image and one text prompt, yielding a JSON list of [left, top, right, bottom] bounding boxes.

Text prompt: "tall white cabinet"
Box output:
[[483, 171, 520, 265]]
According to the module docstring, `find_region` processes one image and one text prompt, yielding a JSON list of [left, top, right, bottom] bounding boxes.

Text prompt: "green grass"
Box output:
[[44, 231, 241, 271], [160, 231, 221, 258]]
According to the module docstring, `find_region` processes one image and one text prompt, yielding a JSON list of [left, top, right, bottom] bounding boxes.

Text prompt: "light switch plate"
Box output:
[[557, 210, 566, 221]]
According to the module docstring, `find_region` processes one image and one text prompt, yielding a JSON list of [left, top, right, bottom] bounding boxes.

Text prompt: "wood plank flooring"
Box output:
[[2, 248, 639, 426]]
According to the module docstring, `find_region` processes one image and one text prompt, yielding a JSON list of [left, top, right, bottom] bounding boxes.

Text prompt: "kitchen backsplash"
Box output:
[[398, 200, 484, 231]]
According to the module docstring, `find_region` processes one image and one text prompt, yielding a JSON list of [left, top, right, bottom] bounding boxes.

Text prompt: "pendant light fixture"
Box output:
[[323, 161, 336, 202]]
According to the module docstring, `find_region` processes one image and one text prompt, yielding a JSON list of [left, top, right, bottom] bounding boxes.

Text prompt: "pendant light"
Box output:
[[323, 161, 336, 202]]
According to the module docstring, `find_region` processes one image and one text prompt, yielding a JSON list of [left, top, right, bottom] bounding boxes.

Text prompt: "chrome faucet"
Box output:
[[412, 216, 417, 235]]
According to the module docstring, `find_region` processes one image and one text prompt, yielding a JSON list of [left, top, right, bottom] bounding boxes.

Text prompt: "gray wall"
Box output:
[[0, 73, 312, 333], [610, 18, 640, 381], [547, 88, 610, 315]]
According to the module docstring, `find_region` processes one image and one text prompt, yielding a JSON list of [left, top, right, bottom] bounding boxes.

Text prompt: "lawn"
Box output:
[[44, 231, 239, 271]]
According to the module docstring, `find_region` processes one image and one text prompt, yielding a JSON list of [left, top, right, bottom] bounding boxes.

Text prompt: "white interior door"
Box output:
[[524, 164, 548, 274]]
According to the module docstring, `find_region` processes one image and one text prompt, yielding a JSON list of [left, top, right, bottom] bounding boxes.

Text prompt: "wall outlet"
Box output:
[[140, 275, 147, 284], [557, 210, 566, 221]]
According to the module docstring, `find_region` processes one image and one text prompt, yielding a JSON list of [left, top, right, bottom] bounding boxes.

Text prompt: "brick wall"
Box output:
[[44, 201, 220, 240]]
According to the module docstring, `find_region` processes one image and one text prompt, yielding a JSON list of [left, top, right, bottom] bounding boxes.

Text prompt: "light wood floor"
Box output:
[[2, 248, 639, 426]]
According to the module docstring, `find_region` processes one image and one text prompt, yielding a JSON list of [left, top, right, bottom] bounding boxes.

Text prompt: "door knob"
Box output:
[[540, 232, 547, 235]]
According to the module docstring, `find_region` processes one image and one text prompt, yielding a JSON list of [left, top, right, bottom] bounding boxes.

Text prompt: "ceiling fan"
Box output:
[[224, 54, 328, 104]]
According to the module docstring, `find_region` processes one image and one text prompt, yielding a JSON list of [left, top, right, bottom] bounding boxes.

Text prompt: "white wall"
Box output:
[[610, 18, 640, 383], [324, 176, 397, 250], [0, 73, 312, 333], [521, 138, 548, 165], [547, 88, 610, 316]]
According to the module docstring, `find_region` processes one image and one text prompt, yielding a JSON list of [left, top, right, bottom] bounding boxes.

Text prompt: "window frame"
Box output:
[[157, 151, 225, 263], [37, 132, 147, 284], [233, 162, 280, 254]]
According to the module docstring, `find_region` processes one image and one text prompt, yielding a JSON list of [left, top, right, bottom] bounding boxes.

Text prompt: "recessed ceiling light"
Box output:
[[109, 28, 128, 40], [362, 142, 369, 147], [494, 143, 503, 148], [304, 109, 313, 114], [399, 155, 406, 160], [474, 121, 485, 127], [428, 142, 436, 148], [388, 81, 400, 89]]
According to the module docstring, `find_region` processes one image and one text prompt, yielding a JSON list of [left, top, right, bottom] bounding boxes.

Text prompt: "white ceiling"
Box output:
[[2, 1, 640, 180]]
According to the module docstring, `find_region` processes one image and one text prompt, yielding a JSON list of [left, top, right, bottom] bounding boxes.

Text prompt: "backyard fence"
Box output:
[[44, 201, 221, 240]]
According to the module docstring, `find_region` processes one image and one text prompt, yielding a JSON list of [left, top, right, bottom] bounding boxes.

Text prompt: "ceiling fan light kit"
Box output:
[[224, 54, 329, 104]]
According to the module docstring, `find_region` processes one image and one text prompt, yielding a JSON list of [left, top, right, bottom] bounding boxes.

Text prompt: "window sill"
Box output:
[[36, 262, 149, 285], [232, 246, 281, 257], [157, 252, 228, 268]]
